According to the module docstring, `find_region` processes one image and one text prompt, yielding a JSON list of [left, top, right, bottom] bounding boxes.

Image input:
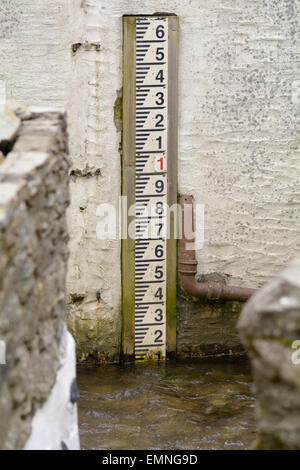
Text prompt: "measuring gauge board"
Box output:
[[122, 15, 178, 362]]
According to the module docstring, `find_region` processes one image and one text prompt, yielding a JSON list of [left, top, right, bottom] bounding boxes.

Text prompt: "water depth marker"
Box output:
[[122, 15, 178, 361]]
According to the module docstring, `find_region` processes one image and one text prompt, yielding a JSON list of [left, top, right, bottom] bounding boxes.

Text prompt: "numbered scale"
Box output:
[[122, 15, 178, 361]]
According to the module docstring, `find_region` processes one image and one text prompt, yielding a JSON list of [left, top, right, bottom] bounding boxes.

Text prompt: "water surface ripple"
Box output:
[[77, 361, 256, 450]]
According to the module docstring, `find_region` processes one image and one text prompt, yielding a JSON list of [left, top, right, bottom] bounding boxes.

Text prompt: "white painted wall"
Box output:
[[1, 0, 299, 357]]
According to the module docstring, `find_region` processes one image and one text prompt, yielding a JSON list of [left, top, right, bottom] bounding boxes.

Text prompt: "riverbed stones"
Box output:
[[238, 260, 300, 450]]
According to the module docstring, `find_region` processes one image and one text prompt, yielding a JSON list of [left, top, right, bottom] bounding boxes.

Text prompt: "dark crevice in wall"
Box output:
[[70, 165, 101, 179], [0, 135, 17, 156], [69, 293, 86, 305], [71, 43, 82, 55], [71, 41, 101, 55]]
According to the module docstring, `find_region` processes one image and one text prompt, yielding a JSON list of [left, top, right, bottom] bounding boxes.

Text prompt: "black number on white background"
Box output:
[[154, 330, 163, 343], [155, 92, 164, 105], [156, 47, 165, 61], [156, 25, 165, 39]]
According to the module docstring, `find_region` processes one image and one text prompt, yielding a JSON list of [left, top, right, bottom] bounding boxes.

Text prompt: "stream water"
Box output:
[[77, 360, 256, 450]]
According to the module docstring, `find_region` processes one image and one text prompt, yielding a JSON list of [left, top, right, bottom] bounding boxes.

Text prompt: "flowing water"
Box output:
[[77, 360, 256, 450]]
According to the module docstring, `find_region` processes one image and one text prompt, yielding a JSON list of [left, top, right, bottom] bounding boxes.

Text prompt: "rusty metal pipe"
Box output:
[[179, 196, 256, 302]]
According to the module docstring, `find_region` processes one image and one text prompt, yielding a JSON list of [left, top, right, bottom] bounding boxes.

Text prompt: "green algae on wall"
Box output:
[[66, 292, 121, 363], [113, 89, 122, 134], [176, 285, 245, 359]]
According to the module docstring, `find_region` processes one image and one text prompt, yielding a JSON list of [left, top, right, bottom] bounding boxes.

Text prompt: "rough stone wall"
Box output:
[[0, 1, 299, 360], [238, 260, 300, 450], [0, 111, 71, 449]]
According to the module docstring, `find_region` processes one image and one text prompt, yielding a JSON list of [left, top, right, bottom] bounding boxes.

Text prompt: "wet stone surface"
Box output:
[[77, 361, 256, 450]]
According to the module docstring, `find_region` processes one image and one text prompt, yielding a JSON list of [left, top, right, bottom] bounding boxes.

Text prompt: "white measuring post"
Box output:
[[122, 15, 178, 362]]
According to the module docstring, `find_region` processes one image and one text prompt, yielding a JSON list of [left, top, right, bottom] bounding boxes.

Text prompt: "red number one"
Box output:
[[157, 157, 164, 171]]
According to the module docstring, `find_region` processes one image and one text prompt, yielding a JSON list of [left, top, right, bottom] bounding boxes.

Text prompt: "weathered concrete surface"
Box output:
[[0, 111, 74, 449], [177, 286, 244, 359], [0, 1, 299, 360], [238, 260, 300, 450]]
